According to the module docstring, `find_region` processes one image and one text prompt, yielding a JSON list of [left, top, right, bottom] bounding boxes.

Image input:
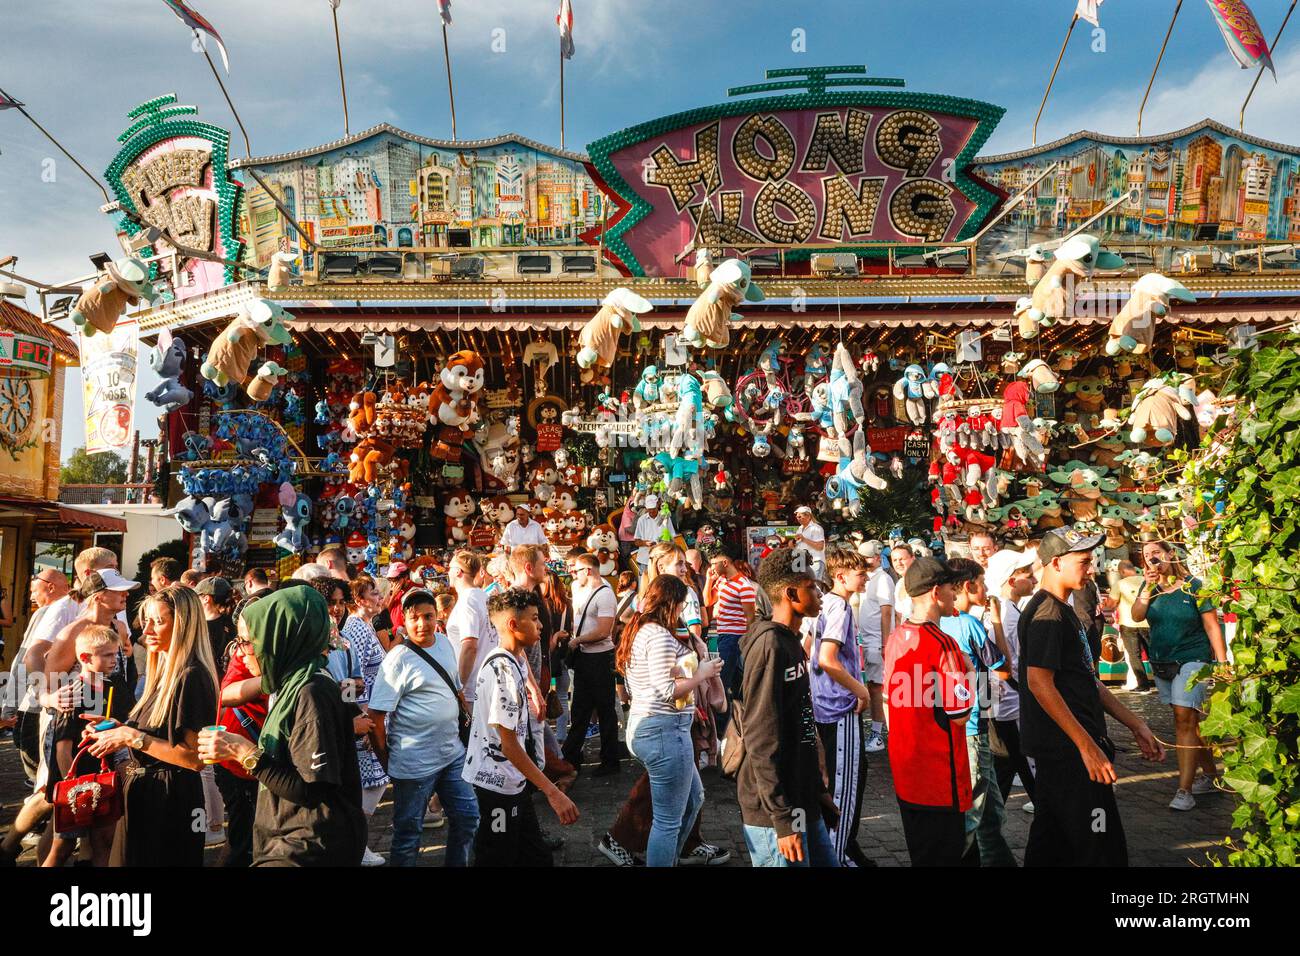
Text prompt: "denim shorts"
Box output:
[[1154, 660, 1208, 709]]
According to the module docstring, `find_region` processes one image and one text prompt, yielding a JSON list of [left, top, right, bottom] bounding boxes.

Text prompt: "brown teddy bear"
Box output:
[[576, 289, 652, 385], [1106, 273, 1195, 356], [201, 299, 293, 387], [71, 257, 156, 337], [682, 258, 764, 350]]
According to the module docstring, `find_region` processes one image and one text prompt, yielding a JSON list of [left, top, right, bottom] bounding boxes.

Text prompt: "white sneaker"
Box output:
[[360, 846, 387, 866], [1022, 801, 1034, 814], [864, 731, 886, 754], [1169, 789, 1196, 811], [1011, 774, 1023, 788], [423, 809, 446, 830], [20, 831, 40, 849], [1190, 775, 1221, 796]]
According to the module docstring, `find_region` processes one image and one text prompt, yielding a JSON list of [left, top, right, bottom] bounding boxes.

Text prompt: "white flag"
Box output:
[[1075, 0, 1102, 27], [557, 0, 575, 59], [438, 0, 452, 26], [328, 0, 340, 7]]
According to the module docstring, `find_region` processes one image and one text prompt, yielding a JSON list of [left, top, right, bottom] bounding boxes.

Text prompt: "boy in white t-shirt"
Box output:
[[854, 540, 894, 753], [464, 587, 578, 866]]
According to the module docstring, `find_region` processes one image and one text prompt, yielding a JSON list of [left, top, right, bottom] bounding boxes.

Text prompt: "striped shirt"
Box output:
[[713, 575, 756, 634], [625, 622, 692, 719]]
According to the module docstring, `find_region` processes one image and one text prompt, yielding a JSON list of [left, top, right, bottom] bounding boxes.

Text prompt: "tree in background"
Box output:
[[60, 446, 128, 485]]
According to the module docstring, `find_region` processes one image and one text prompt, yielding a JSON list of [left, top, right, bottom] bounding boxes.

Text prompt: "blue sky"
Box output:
[[2, 0, 1298, 461]]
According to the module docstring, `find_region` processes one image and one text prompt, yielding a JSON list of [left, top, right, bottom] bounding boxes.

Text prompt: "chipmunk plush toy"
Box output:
[[586, 524, 620, 577], [576, 289, 652, 385], [1106, 273, 1196, 356], [682, 258, 764, 350], [349, 391, 378, 435], [429, 350, 486, 429], [201, 299, 293, 387], [70, 257, 156, 337], [443, 491, 476, 544], [348, 436, 396, 484]]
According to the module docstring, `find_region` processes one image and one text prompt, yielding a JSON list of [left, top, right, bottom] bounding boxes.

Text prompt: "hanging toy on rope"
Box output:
[[1021, 234, 1125, 337], [576, 289, 652, 385], [1106, 274, 1196, 356], [682, 258, 764, 349]]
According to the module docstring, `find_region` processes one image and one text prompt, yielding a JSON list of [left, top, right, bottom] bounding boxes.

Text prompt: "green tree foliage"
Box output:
[[60, 446, 128, 485], [1183, 333, 1300, 866]]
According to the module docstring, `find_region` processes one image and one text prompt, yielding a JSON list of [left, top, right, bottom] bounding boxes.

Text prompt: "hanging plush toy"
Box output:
[[430, 350, 486, 428], [70, 257, 156, 337], [633, 365, 661, 409], [1021, 234, 1125, 336], [201, 299, 293, 387], [144, 328, 193, 412], [267, 250, 298, 291], [1019, 358, 1059, 394], [682, 258, 764, 349], [928, 362, 962, 403], [700, 369, 732, 409], [824, 428, 888, 517], [576, 288, 652, 385], [1129, 375, 1196, 446], [669, 371, 705, 460], [1023, 244, 1052, 285], [999, 380, 1044, 464], [443, 491, 476, 544], [893, 364, 929, 425], [246, 361, 288, 402], [1106, 273, 1196, 356], [828, 343, 865, 435], [273, 489, 312, 553]]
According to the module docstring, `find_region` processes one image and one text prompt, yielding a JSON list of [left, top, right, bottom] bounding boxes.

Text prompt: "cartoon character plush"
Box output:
[[345, 531, 368, 568], [201, 299, 293, 387], [669, 372, 706, 461], [267, 250, 298, 291], [1066, 374, 1106, 419], [144, 328, 193, 412], [893, 364, 929, 425], [1129, 376, 1195, 446], [246, 361, 289, 402], [548, 484, 578, 513], [528, 459, 559, 502], [349, 391, 378, 435], [70, 257, 156, 337], [633, 365, 661, 409], [828, 343, 865, 435], [700, 369, 732, 409], [824, 428, 888, 516], [787, 424, 808, 460], [576, 289, 652, 384], [692, 248, 715, 289], [348, 436, 396, 484], [1023, 243, 1052, 285], [1019, 358, 1059, 394], [1106, 273, 1196, 356], [429, 350, 486, 429], [682, 258, 764, 350], [273, 490, 313, 553], [999, 380, 1044, 463], [442, 492, 475, 543], [1022, 235, 1124, 334]]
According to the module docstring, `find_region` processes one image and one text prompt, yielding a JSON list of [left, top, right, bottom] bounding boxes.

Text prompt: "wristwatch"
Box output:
[[240, 747, 264, 772], [129, 730, 146, 750]]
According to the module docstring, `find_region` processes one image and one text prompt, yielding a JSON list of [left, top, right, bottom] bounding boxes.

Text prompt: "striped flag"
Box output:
[[1075, 0, 1102, 27], [0, 90, 22, 110], [438, 0, 452, 26], [1205, 0, 1275, 77], [161, 0, 230, 72], [557, 0, 575, 59]]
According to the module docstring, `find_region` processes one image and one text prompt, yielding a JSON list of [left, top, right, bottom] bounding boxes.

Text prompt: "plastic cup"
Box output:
[[201, 725, 223, 765]]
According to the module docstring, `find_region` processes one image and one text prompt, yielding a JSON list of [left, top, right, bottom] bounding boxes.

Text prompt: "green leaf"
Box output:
[[1274, 683, 1300, 715]]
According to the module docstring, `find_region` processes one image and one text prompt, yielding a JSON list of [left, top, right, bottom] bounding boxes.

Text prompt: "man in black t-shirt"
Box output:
[[1019, 529, 1165, 867]]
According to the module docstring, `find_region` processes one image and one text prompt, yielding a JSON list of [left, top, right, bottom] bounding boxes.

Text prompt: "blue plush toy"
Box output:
[[273, 492, 313, 553]]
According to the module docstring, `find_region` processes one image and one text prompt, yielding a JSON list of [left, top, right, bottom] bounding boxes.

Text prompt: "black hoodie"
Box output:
[[736, 619, 825, 837]]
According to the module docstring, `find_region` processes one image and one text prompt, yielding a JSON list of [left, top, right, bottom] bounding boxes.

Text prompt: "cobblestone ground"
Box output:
[[0, 688, 1235, 867]]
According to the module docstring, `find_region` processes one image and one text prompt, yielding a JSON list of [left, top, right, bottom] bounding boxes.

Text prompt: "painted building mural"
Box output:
[[234, 127, 605, 267], [971, 120, 1300, 259]]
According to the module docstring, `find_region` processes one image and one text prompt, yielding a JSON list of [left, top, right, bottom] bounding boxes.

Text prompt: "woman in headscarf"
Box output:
[[198, 585, 367, 866]]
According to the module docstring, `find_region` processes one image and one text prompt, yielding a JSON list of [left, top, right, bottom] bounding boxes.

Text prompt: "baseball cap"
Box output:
[[385, 561, 409, 580], [401, 587, 436, 611], [984, 549, 1036, 594], [80, 569, 141, 598], [904, 557, 956, 597], [858, 539, 884, 558], [645, 495, 660, 510], [1038, 527, 1105, 563], [794, 505, 813, 515], [195, 576, 234, 600]]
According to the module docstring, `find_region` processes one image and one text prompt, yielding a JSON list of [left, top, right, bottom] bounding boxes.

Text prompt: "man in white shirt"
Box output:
[[560, 553, 621, 775], [5, 569, 70, 785], [890, 544, 916, 632], [501, 503, 549, 553], [445, 551, 499, 702], [793, 505, 826, 581], [633, 495, 674, 570], [855, 540, 894, 753]]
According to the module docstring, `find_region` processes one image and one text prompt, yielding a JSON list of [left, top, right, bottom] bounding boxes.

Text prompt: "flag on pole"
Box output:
[[1205, 0, 1275, 76], [0, 90, 22, 110], [161, 0, 230, 72], [329, 0, 341, 8], [438, 0, 452, 26], [557, 0, 575, 59], [1075, 0, 1103, 27]]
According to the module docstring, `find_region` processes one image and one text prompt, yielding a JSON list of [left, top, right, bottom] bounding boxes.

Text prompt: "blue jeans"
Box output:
[[966, 728, 1015, 867], [628, 711, 703, 867], [715, 632, 744, 738], [743, 818, 840, 867], [389, 752, 479, 866]]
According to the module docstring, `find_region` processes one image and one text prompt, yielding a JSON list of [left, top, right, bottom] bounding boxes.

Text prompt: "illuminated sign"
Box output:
[[0, 331, 55, 378], [586, 67, 1004, 276]]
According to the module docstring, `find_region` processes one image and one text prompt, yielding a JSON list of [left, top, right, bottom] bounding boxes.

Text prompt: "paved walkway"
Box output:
[[0, 688, 1235, 866]]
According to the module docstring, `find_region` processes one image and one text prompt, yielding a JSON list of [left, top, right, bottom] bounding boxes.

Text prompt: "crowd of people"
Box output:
[[0, 507, 1229, 867]]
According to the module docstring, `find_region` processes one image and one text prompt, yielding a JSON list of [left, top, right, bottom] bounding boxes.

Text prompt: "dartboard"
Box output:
[[0, 378, 36, 448]]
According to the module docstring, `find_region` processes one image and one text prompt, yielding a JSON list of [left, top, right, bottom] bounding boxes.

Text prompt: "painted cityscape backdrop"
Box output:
[[971, 120, 1300, 256], [234, 127, 604, 268]]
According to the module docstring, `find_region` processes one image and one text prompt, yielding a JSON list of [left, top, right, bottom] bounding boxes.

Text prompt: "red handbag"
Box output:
[[53, 743, 122, 834]]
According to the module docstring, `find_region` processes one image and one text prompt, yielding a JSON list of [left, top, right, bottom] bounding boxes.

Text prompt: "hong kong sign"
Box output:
[[586, 67, 1005, 276]]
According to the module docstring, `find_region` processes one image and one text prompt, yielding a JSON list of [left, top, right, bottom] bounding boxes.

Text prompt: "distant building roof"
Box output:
[[0, 300, 79, 362]]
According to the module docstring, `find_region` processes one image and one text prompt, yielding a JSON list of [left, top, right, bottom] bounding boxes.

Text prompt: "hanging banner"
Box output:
[[1204, 0, 1275, 76], [80, 317, 138, 455]]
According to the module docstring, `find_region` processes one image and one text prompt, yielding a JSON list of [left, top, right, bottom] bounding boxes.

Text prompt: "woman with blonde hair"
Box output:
[[86, 585, 218, 867]]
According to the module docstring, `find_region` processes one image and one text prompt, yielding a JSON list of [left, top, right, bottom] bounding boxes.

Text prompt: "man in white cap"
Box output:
[[633, 495, 674, 572], [984, 549, 1038, 810], [1019, 528, 1164, 866], [793, 505, 825, 581], [501, 502, 549, 554], [854, 540, 893, 753]]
